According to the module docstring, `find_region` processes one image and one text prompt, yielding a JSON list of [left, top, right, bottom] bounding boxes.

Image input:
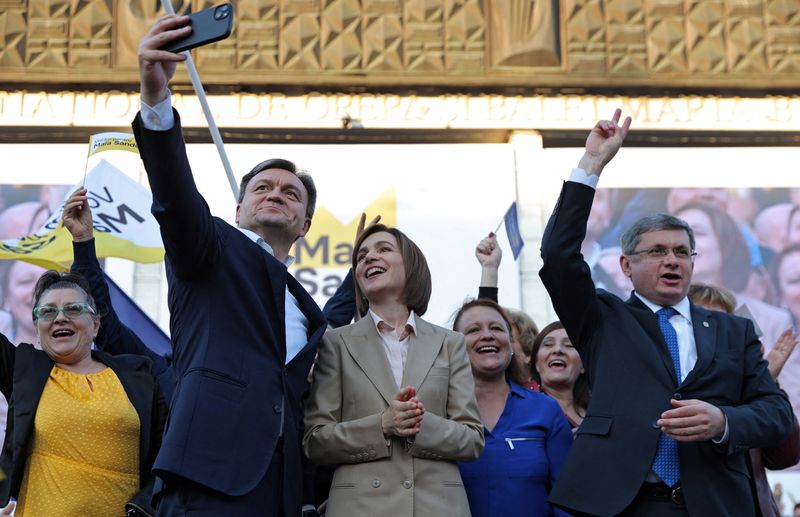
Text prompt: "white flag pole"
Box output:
[[160, 0, 239, 202]]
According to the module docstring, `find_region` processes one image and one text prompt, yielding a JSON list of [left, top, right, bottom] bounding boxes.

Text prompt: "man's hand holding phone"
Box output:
[[137, 4, 234, 107], [138, 14, 191, 107], [160, 4, 234, 54]]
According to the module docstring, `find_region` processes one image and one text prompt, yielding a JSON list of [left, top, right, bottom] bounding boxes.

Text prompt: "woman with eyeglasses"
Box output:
[[0, 192, 166, 516], [304, 224, 483, 516]]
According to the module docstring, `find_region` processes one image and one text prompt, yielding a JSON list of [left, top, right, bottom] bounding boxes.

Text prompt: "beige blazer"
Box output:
[[303, 314, 484, 517]]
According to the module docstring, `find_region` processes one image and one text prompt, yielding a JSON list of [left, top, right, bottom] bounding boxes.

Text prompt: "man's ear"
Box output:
[[235, 204, 241, 226], [620, 255, 632, 278], [299, 217, 311, 238]]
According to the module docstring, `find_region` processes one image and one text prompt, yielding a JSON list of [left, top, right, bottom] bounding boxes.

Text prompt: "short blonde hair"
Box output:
[[506, 309, 539, 356], [688, 283, 737, 314]]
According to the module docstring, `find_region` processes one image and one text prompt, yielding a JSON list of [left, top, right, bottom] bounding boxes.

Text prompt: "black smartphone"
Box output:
[[160, 3, 234, 53]]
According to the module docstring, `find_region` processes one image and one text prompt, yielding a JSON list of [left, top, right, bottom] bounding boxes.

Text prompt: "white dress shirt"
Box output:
[[634, 294, 697, 382], [369, 310, 417, 390], [238, 228, 309, 365]]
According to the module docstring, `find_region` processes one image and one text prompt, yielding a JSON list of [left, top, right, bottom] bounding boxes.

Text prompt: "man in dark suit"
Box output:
[[539, 109, 793, 516], [133, 15, 327, 516]]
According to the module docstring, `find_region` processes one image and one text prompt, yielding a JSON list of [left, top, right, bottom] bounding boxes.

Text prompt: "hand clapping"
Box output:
[[381, 386, 425, 438]]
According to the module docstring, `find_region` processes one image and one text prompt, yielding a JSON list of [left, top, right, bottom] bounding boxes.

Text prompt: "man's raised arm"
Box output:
[[539, 110, 631, 349], [132, 15, 220, 279]]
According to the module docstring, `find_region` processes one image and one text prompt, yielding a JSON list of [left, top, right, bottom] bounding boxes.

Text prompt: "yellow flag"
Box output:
[[0, 158, 164, 271], [88, 132, 139, 156]]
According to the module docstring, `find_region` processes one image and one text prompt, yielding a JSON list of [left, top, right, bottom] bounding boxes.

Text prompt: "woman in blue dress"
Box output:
[[454, 299, 573, 517]]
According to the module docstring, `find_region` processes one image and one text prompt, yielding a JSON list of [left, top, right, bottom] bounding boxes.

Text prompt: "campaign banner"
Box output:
[[0, 159, 163, 270], [88, 132, 139, 156], [293, 187, 397, 299]]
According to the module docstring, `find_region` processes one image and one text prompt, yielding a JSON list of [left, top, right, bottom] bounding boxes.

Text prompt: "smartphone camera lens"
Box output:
[[214, 4, 231, 20]]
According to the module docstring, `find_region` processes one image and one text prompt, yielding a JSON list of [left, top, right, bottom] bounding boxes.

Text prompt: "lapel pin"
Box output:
[[703, 321, 709, 328]]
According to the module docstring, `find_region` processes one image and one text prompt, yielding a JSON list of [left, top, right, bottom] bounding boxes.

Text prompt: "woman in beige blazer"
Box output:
[[304, 224, 484, 517]]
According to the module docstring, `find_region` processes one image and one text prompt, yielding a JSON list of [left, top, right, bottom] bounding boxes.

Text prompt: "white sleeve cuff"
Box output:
[[140, 91, 175, 131], [712, 415, 729, 444], [568, 167, 599, 190]]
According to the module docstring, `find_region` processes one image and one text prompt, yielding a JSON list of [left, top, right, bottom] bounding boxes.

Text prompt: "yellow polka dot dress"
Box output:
[[16, 366, 140, 516]]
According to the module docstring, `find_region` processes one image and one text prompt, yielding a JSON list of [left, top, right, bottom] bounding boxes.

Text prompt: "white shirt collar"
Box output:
[[238, 227, 295, 266], [368, 309, 418, 335], [634, 292, 692, 323]]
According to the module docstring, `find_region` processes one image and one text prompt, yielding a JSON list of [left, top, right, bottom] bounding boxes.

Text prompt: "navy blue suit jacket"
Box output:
[[133, 112, 327, 512], [74, 235, 355, 403], [322, 269, 355, 328], [540, 181, 793, 516]]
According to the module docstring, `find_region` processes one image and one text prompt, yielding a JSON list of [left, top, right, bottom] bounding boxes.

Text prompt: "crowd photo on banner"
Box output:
[[582, 185, 800, 432]]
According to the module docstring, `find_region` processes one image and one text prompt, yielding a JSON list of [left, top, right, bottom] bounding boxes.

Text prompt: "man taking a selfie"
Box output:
[[133, 14, 327, 516]]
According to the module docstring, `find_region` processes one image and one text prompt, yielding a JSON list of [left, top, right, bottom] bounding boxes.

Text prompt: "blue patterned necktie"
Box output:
[[653, 307, 681, 487]]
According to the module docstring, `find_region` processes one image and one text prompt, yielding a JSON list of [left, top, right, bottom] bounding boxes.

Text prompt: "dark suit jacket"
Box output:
[[75, 238, 354, 403], [0, 340, 165, 508], [539, 181, 793, 516], [132, 112, 327, 513], [322, 269, 356, 328]]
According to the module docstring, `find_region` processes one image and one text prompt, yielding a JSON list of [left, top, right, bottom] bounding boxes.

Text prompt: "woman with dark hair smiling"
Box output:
[[453, 299, 572, 517], [531, 321, 590, 429], [304, 224, 483, 517]]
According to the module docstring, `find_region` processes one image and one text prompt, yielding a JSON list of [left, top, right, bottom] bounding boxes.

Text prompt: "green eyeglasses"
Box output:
[[33, 302, 96, 321]]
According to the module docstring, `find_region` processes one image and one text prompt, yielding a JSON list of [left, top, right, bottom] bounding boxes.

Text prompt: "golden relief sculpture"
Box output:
[[0, 0, 797, 86], [116, 1, 193, 69], [488, 0, 560, 68]]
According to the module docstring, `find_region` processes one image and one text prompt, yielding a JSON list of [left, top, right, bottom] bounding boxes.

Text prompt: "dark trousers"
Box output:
[[617, 498, 689, 517], [568, 484, 690, 517], [155, 448, 284, 516], [617, 483, 689, 517]]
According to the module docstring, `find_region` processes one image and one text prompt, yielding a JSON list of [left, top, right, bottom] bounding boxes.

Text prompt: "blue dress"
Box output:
[[458, 382, 573, 517]]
